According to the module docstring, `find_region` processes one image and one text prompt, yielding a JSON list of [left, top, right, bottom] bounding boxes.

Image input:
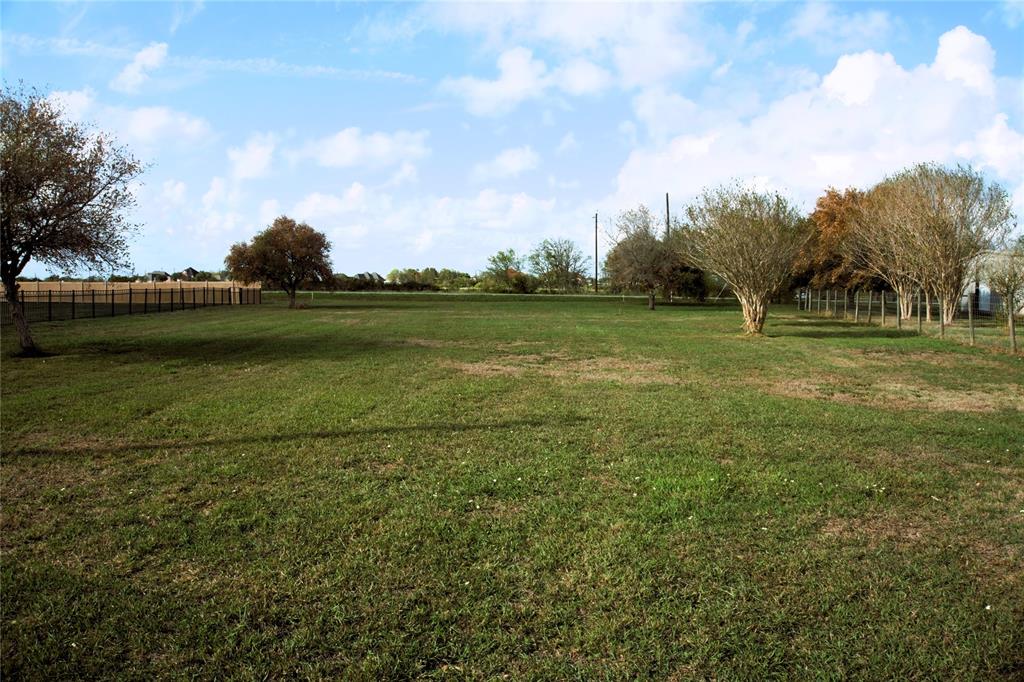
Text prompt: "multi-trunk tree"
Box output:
[[681, 184, 808, 334]]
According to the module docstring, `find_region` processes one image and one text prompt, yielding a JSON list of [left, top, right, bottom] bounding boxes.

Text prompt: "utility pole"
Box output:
[[665, 192, 671, 239], [594, 212, 599, 293]]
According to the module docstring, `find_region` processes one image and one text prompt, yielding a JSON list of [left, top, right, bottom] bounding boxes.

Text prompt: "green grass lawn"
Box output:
[[2, 294, 1022, 679]]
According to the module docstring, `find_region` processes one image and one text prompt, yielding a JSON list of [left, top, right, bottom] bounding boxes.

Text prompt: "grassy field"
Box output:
[[2, 294, 1022, 679]]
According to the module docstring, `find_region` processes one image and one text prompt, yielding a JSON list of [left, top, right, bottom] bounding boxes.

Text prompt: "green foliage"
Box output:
[[527, 238, 589, 293]]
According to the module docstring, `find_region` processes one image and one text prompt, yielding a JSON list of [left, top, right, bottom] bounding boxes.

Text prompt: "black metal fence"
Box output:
[[1, 286, 261, 326]]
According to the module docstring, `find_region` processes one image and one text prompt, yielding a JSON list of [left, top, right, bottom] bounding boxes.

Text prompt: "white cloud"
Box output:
[[257, 198, 281, 225], [472, 146, 540, 181], [788, 2, 894, 53], [46, 88, 96, 122], [822, 51, 898, 106], [118, 106, 211, 146], [110, 42, 168, 93], [295, 128, 429, 169], [385, 161, 419, 187], [161, 180, 187, 205], [441, 47, 548, 116], [632, 87, 700, 140], [932, 25, 996, 95], [228, 133, 276, 180], [605, 27, 1023, 219], [170, 0, 205, 34], [47, 89, 212, 148], [551, 58, 612, 96], [556, 132, 577, 155]]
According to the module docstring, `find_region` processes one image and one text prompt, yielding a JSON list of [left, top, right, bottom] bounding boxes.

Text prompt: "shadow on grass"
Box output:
[[8, 417, 586, 458]]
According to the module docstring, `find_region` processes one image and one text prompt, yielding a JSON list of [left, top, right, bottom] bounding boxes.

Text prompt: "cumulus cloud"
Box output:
[[110, 42, 168, 93], [472, 146, 540, 181], [294, 127, 429, 169], [440, 47, 549, 116], [228, 133, 276, 180], [609, 26, 1023, 216], [46, 88, 212, 148], [788, 2, 894, 53]]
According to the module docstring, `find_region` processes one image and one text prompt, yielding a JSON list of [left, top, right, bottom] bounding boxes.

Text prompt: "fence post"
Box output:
[[867, 291, 873, 325], [91, 289, 96, 318], [854, 289, 860, 323], [144, 288, 148, 314], [192, 288, 196, 310], [111, 288, 115, 316], [158, 288, 163, 313], [1010, 298, 1017, 353], [71, 289, 76, 320], [843, 289, 848, 318], [881, 291, 887, 327], [47, 290, 52, 322], [967, 292, 975, 346], [129, 286, 133, 315]]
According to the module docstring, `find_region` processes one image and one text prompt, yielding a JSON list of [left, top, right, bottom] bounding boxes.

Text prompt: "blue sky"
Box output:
[[3, 1, 1023, 278]]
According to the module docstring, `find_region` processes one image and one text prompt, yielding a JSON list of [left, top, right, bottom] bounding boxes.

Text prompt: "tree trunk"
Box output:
[[287, 289, 297, 308], [737, 292, 767, 334], [3, 279, 41, 355], [925, 290, 932, 322], [647, 290, 656, 310]]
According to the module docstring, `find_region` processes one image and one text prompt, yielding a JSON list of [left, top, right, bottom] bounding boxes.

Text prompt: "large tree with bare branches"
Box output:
[[604, 205, 675, 309], [681, 184, 808, 334], [1, 84, 143, 355], [900, 163, 1014, 324]]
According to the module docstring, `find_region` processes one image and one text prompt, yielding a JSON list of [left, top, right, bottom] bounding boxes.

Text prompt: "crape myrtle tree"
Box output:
[[528, 238, 590, 293], [984, 236, 1024, 352], [899, 163, 1014, 325], [682, 183, 809, 334], [847, 179, 922, 320], [226, 216, 333, 308], [604, 205, 674, 309], [1, 83, 143, 355]]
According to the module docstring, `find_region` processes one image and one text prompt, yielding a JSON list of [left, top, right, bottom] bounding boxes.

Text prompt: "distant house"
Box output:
[[148, 271, 171, 282], [181, 267, 199, 281]]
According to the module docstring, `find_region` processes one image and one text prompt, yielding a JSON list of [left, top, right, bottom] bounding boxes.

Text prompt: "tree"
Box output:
[[1, 84, 143, 355], [794, 187, 870, 289], [900, 164, 1014, 324], [527, 238, 590, 293], [225, 216, 333, 308], [983, 236, 1024, 353], [480, 248, 529, 292], [604, 205, 674, 309], [847, 179, 922, 319], [681, 183, 808, 334]]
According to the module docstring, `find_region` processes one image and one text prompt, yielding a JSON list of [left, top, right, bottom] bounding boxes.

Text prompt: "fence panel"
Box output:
[[0, 286, 262, 327]]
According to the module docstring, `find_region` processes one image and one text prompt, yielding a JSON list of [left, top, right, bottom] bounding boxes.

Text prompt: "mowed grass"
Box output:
[[2, 293, 1022, 679]]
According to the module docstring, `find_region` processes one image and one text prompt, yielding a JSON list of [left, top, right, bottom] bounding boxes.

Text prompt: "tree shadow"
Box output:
[[7, 417, 587, 459]]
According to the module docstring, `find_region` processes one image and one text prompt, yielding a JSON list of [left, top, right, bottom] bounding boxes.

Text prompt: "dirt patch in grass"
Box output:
[[754, 373, 1023, 412], [440, 353, 684, 385]]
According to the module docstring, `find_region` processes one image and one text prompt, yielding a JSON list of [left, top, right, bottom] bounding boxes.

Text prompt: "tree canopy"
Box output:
[[225, 216, 333, 308], [1, 83, 143, 354]]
